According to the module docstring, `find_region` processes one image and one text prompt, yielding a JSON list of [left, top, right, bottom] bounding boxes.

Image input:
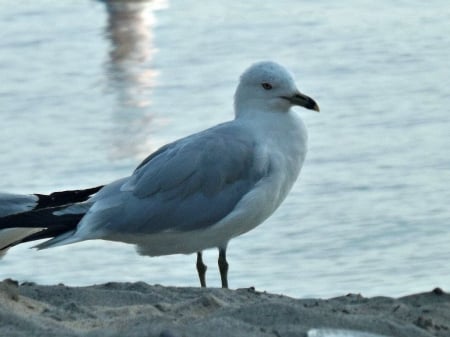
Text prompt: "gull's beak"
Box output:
[[283, 92, 320, 112]]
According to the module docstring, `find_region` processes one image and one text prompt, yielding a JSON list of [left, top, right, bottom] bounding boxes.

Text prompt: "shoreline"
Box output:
[[0, 279, 448, 337]]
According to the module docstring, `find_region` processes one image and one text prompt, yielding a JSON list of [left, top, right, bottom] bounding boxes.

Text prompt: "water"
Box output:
[[0, 0, 449, 298]]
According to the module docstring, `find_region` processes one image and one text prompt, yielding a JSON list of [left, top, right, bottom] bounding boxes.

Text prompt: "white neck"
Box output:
[[234, 87, 292, 118]]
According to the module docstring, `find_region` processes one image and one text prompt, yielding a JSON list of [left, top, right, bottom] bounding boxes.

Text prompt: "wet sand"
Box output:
[[0, 279, 448, 337]]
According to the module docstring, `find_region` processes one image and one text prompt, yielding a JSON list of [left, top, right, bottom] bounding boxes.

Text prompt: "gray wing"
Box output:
[[117, 122, 270, 233]]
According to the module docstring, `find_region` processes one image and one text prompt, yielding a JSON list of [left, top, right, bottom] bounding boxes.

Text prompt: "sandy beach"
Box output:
[[0, 279, 448, 337]]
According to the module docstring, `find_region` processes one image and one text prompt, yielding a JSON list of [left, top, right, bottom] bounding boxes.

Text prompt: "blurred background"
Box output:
[[0, 0, 449, 298]]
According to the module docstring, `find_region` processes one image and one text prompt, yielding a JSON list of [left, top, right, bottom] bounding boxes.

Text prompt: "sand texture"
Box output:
[[0, 279, 449, 337]]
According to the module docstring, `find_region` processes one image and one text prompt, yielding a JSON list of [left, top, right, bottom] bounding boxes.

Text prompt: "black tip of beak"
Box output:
[[301, 95, 320, 112], [284, 93, 320, 112]]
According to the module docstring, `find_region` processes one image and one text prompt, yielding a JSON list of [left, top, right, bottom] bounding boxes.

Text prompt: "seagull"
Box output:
[[0, 61, 319, 288]]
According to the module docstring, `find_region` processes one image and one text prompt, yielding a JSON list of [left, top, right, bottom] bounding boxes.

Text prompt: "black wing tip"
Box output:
[[35, 185, 103, 209]]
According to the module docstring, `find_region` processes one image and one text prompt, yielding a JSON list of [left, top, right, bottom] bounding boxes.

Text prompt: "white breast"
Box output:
[[215, 111, 307, 237]]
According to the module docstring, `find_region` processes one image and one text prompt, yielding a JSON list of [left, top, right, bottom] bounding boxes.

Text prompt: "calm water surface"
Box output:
[[0, 0, 449, 298]]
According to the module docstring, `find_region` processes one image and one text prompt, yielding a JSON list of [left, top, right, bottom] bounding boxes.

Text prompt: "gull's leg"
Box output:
[[218, 248, 229, 288], [196, 251, 207, 287]]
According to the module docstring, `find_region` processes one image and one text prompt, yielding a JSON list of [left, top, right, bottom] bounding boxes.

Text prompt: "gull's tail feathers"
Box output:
[[0, 186, 103, 257], [33, 229, 80, 250], [0, 205, 86, 256]]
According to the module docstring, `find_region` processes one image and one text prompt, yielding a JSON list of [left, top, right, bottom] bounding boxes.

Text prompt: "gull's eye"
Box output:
[[261, 82, 273, 90]]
